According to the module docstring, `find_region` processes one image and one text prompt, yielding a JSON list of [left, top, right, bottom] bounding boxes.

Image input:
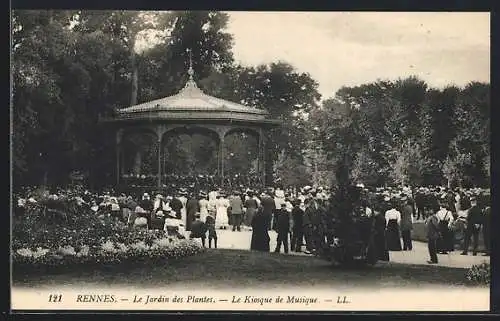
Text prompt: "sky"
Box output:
[[225, 12, 490, 99]]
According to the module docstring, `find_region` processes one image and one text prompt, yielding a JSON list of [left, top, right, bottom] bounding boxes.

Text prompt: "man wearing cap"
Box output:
[[274, 203, 291, 254], [425, 208, 440, 264], [400, 195, 414, 251], [461, 197, 482, 256], [291, 198, 305, 252], [229, 191, 244, 232]]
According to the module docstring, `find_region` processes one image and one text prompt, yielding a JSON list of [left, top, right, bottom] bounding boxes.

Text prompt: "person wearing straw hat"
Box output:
[[178, 189, 188, 227], [109, 197, 121, 221], [190, 213, 208, 247], [242, 190, 256, 229], [215, 192, 230, 229], [198, 192, 209, 222], [133, 205, 148, 230], [164, 209, 183, 238]]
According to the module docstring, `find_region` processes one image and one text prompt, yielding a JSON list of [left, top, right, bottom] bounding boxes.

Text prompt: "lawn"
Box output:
[[13, 248, 477, 290]]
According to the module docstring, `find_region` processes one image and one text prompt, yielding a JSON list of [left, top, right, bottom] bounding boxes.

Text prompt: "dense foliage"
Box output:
[[12, 10, 490, 189], [311, 78, 490, 188]]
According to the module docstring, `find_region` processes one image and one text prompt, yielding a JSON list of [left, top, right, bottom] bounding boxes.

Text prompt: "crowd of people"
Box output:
[[14, 181, 490, 264], [120, 173, 264, 192]]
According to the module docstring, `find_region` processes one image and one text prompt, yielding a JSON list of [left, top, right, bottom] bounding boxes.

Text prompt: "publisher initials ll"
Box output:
[[337, 296, 349, 304]]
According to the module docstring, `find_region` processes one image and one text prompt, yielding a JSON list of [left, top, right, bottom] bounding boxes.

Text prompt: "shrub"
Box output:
[[465, 262, 490, 285], [12, 196, 205, 273]]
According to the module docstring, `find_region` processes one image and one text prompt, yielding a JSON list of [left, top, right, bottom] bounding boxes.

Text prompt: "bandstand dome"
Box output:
[[101, 60, 280, 188], [111, 67, 275, 124]]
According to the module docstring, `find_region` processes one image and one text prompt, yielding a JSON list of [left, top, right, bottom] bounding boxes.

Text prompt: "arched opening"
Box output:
[[121, 128, 158, 187], [223, 128, 260, 187], [161, 126, 219, 178]]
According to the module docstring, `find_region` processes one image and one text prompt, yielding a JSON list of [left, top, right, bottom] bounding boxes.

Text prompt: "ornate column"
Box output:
[[219, 136, 225, 186], [216, 126, 229, 186], [116, 128, 124, 186], [155, 124, 167, 189], [258, 128, 264, 186]]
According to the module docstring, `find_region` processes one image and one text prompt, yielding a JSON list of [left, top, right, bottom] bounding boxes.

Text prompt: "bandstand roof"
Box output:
[[104, 65, 279, 126]]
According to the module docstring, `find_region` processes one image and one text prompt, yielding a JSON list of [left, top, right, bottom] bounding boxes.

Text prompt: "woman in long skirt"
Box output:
[[244, 192, 259, 228], [250, 208, 270, 252], [373, 210, 390, 261], [215, 194, 230, 229], [385, 201, 402, 251]]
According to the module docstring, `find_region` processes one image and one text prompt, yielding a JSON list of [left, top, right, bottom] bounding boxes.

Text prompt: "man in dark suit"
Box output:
[[461, 197, 482, 256], [260, 191, 276, 231], [170, 193, 184, 220], [400, 196, 414, 251], [425, 210, 440, 264], [303, 191, 321, 255], [229, 191, 244, 231], [190, 213, 207, 247], [291, 199, 305, 252], [274, 203, 291, 254], [482, 200, 490, 256], [185, 193, 200, 232]]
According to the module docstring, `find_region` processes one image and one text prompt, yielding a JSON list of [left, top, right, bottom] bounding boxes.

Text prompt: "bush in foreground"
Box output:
[[13, 235, 204, 273], [12, 197, 205, 273], [465, 262, 490, 285]]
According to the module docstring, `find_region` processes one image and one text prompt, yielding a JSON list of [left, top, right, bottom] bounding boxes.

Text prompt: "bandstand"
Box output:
[[100, 58, 280, 189]]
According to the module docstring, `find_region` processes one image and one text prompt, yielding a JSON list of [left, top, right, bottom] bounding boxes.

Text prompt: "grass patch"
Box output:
[[13, 249, 479, 289]]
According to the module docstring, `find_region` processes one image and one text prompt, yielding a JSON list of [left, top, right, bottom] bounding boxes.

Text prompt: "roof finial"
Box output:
[[186, 48, 194, 80]]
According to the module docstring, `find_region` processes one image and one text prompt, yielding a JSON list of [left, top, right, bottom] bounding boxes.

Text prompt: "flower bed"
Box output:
[[12, 197, 204, 274], [465, 262, 490, 285]]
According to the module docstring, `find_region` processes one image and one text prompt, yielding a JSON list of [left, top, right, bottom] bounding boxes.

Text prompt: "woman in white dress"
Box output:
[[199, 192, 209, 222], [208, 190, 218, 218], [179, 192, 188, 227], [215, 194, 230, 229]]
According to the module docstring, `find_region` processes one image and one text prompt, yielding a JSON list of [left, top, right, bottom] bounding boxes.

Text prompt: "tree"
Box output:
[[138, 11, 235, 101]]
